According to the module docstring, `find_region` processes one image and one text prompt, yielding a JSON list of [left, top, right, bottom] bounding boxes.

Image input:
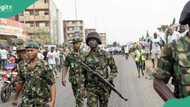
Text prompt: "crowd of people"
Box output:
[[0, 31, 119, 107], [128, 23, 189, 78]]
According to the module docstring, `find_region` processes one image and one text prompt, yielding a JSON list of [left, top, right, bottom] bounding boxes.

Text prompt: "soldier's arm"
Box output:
[[153, 51, 175, 101], [50, 83, 56, 107], [43, 63, 56, 106], [14, 64, 25, 101], [62, 66, 69, 82]]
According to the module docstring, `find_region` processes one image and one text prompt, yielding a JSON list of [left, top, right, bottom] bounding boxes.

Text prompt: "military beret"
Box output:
[[71, 36, 82, 44]]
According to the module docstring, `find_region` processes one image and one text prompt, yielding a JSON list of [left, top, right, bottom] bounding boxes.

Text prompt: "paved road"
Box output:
[[0, 55, 164, 107]]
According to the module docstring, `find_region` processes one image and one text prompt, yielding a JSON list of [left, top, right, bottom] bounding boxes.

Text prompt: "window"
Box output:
[[36, 23, 39, 27], [29, 11, 39, 16], [30, 11, 34, 15], [45, 22, 49, 27], [44, 0, 48, 3], [30, 23, 34, 27], [44, 11, 49, 15], [35, 11, 39, 16]]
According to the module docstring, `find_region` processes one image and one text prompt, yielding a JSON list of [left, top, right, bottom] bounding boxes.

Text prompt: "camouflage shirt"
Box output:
[[155, 34, 190, 98], [64, 49, 86, 86], [16, 59, 55, 106], [84, 48, 118, 87]]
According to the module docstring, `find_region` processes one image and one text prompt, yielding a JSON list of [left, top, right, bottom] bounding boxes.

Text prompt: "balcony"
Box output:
[[25, 27, 49, 34], [19, 15, 49, 22]]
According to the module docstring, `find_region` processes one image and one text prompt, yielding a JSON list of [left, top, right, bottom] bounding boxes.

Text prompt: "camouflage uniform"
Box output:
[[17, 42, 55, 107], [154, 34, 190, 98], [84, 47, 118, 107], [153, 1, 190, 100], [64, 38, 86, 107], [17, 59, 55, 107]]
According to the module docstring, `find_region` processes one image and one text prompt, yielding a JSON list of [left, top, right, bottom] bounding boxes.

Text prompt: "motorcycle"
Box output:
[[0, 60, 17, 102]]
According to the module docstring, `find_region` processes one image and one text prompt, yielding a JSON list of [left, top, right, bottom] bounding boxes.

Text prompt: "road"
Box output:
[[0, 55, 164, 107]]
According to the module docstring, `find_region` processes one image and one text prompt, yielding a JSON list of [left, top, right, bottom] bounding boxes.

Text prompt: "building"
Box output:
[[63, 20, 84, 43], [17, 0, 61, 44], [0, 18, 27, 46], [99, 33, 107, 49], [85, 28, 96, 37]]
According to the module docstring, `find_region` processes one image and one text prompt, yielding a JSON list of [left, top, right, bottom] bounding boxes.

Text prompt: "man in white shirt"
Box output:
[[151, 33, 161, 68], [47, 47, 57, 76]]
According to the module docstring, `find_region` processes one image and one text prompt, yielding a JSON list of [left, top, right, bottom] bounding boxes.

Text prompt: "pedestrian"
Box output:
[[0, 47, 8, 69], [134, 44, 145, 78], [62, 36, 86, 107], [55, 48, 61, 72], [12, 43, 26, 106], [84, 32, 118, 107], [153, 1, 190, 101], [47, 47, 58, 77], [16, 41, 56, 107], [43, 47, 49, 61], [124, 45, 129, 60], [59, 48, 65, 71], [150, 32, 161, 69]]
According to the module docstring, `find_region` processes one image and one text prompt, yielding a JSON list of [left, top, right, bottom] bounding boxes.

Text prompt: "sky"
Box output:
[[53, 0, 188, 45]]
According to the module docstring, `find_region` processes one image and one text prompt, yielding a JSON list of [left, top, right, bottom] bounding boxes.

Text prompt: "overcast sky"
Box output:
[[53, 0, 188, 44]]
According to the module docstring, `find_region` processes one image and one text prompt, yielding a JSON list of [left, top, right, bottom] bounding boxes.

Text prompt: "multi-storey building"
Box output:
[[17, 0, 61, 44]]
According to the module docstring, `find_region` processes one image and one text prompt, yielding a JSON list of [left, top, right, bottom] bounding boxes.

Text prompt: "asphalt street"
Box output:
[[0, 55, 164, 107]]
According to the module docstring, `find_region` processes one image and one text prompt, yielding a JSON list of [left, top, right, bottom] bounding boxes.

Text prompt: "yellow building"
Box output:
[[17, 0, 61, 44]]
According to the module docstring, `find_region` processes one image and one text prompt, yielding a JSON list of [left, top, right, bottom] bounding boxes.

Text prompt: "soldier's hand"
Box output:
[[61, 80, 66, 87], [46, 101, 54, 107], [81, 88, 87, 98]]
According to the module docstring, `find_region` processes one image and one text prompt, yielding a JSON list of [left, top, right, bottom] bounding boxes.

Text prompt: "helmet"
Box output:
[[179, 1, 190, 25], [71, 36, 82, 44], [25, 41, 40, 49], [86, 32, 102, 45]]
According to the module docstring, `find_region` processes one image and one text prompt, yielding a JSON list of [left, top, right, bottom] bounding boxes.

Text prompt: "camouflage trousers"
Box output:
[[20, 96, 49, 107], [72, 84, 85, 107], [86, 86, 110, 107], [20, 100, 48, 107]]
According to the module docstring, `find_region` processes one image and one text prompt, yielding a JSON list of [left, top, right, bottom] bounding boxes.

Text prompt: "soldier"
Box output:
[[12, 43, 27, 106], [85, 32, 118, 107], [62, 36, 86, 107], [16, 41, 56, 107], [153, 1, 190, 101]]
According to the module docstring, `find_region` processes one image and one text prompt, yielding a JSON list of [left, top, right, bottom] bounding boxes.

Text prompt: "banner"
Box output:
[[0, 0, 37, 18]]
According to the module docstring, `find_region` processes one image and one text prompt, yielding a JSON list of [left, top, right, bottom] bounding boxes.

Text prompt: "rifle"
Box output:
[[78, 60, 128, 102]]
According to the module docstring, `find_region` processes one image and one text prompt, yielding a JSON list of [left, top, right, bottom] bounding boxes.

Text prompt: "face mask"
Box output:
[[88, 39, 98, 48]]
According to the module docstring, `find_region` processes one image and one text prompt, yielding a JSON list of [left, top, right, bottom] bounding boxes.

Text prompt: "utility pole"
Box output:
[[74, 0, 78, 20]]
